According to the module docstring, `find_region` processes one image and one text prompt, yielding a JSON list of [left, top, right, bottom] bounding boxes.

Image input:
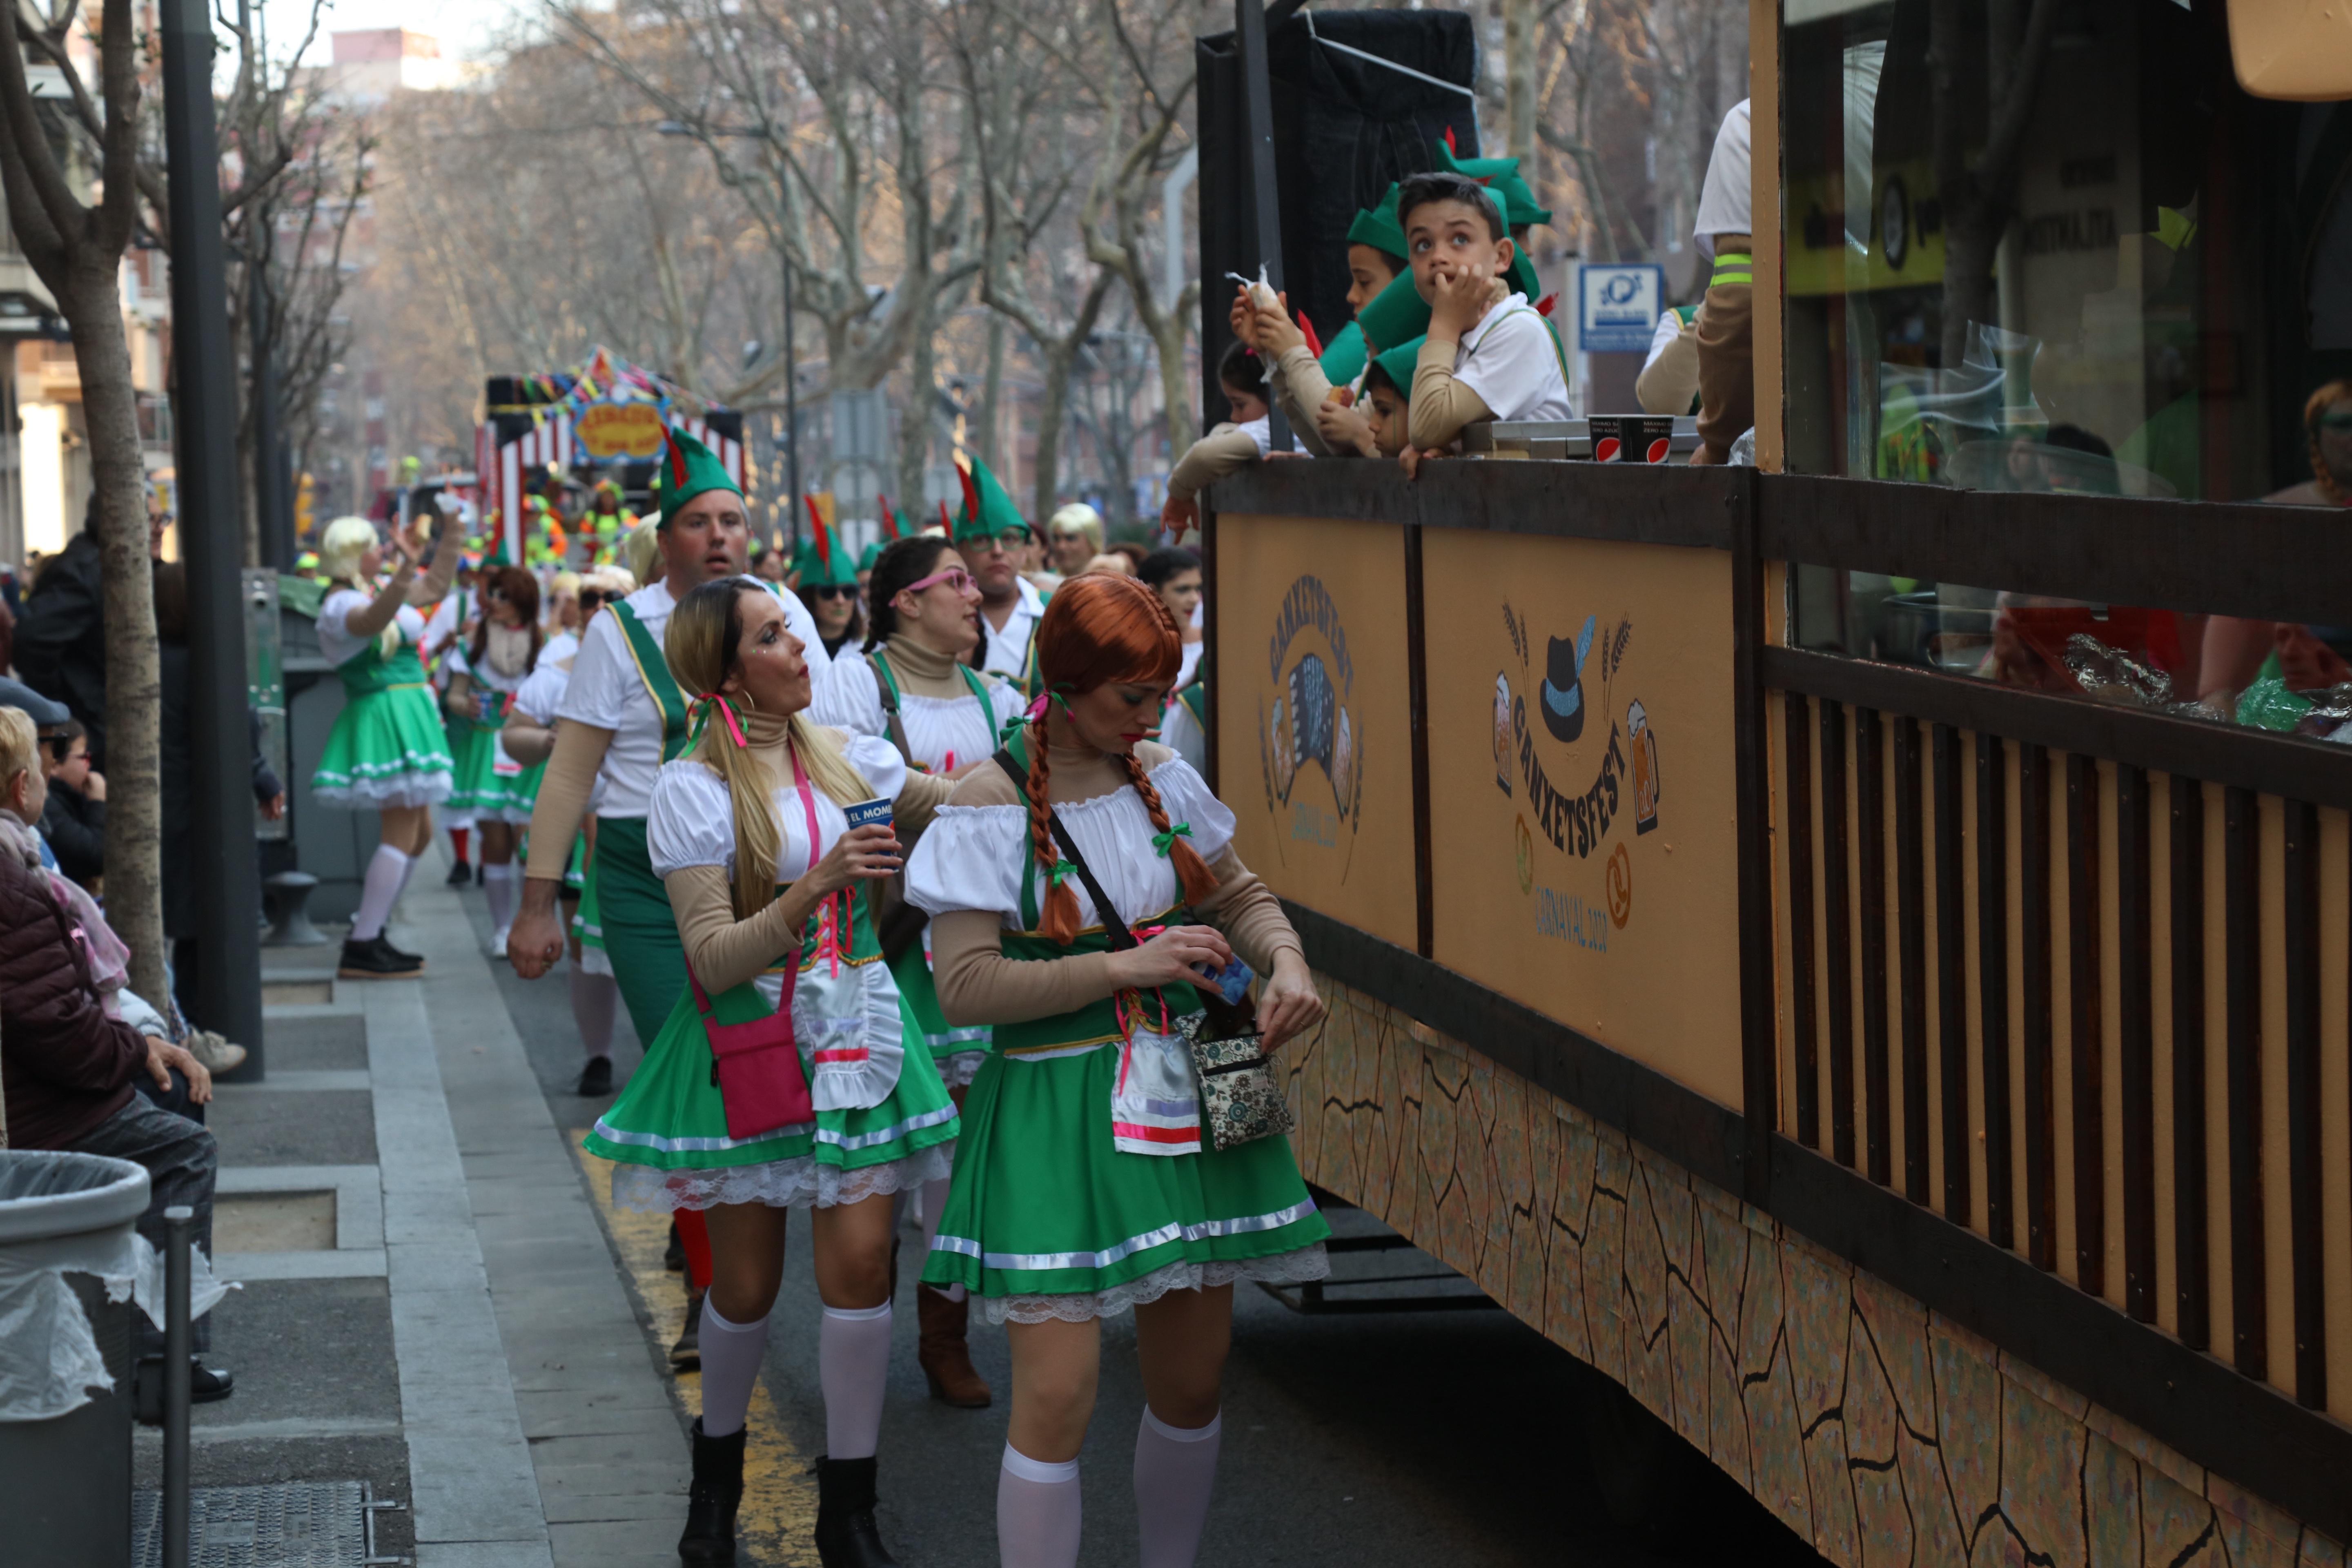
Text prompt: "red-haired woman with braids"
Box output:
[[904, 571, 1328, 1568]]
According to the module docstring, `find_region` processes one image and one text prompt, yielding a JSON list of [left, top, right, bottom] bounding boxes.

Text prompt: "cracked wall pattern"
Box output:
[[1283, 978, 2344, 1568]]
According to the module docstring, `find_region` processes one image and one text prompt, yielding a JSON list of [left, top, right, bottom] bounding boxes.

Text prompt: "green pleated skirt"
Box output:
[[312, 684, 454, 809], [919, 1035, 1329, 1323], [583, 958, 959, 1213]]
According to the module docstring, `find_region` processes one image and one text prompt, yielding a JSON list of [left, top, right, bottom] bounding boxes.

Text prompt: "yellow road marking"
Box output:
[[570, 1129, 820, 1564]]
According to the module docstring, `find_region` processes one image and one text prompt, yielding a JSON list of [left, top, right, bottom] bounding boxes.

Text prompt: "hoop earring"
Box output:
[[738, 688, 757, 713]]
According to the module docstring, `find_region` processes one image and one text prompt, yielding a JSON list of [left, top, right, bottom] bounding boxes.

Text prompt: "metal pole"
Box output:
[[162, 1205, 193, 1568], [163, 0, 265, 1069], [782, 253, 801, 508], [252, 264, 290, 570], [1234, 0, 1290, 453]]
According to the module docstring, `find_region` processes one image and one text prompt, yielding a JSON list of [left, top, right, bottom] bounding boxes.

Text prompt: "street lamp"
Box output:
[[657, 119, 799, 510]]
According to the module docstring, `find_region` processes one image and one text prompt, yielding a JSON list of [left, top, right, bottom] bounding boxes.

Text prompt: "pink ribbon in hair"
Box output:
[[690, 692, 750, 749]]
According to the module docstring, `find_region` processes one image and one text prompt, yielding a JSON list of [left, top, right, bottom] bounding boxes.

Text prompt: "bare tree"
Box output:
[[1076, 0, 1200, 457], [0, 0, 164, 1000], [1931, 0, 2058, 368]]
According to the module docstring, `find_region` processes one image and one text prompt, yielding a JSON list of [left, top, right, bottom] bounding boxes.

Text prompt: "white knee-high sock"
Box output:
[[350, 846, 412, 941], [697, 1296, 771, 1439], [997, 1445, 1081, 1568], [1133, 1407, 1222, 1568], [481, 861, 519, 935], [818, 1301, 893, 1459], [568, 966, 617, 1058], [915, 1177, 964, 1303]]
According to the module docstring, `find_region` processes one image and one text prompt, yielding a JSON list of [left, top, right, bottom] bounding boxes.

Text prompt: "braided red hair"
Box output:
[[1027, 571, 1216, 942]]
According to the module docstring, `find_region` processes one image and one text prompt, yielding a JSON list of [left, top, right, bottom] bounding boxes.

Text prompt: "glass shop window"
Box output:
[[1780, 0, 2352, 734]]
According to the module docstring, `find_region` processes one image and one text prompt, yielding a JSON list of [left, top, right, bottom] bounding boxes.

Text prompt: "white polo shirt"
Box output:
[[556, 575, 833, 819], [1452, 293, 1574, 424], [979, 575, 1046, 684]]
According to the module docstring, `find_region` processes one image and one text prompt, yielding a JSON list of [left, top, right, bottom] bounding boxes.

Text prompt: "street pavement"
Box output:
[[171, 849, 1831, 1567]]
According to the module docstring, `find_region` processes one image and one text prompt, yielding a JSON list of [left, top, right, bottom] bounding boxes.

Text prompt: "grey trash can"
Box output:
[[0, 1149, 150, 1568]]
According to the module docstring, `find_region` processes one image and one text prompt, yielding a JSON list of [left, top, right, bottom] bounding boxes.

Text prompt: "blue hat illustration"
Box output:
[[1540, 615, 1596, 743]]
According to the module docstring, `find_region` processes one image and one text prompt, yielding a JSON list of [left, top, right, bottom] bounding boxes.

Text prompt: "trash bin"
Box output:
[[0, 1149, 150, 1568]]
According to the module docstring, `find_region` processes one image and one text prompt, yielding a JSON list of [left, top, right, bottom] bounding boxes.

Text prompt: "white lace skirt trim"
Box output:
[[978, 1242, 1329, 1325], [936, 1048, 988, 1090], [315, 771, 452, 809], [610, 1143, 953, 1214]]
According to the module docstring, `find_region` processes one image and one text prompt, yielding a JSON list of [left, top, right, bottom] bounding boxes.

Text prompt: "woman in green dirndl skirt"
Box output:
[[310, 512, 460, 980], [904, 571, 1328, 1568], [833, 532, 1030, 1410], [581, 577, 957, 1566], [441, 565, 546, 956]]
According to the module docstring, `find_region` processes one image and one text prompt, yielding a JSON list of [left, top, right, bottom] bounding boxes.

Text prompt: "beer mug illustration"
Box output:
[[1493, 673, 1513, 795], [1628, 698, 1661, 834]]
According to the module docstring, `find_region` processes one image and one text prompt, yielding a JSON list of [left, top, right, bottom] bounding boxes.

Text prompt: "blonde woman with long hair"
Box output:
[[311, 510, 459, 978], [581, 576, 958, 1567]]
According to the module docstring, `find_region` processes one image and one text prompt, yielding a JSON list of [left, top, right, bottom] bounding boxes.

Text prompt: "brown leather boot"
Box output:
[[915, 1284, 990, 1408]]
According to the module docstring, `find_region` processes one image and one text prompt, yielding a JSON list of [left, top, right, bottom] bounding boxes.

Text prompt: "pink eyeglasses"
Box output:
[[901, 566, 977, 597]]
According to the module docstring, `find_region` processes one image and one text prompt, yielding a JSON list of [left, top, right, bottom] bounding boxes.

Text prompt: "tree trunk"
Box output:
[[1503, 0, 1537, 164], [1026, 274, 1116, 525], [977, 313, 1004, 471], [67, 262, 165, 1006], [899, 316, 934, 515]]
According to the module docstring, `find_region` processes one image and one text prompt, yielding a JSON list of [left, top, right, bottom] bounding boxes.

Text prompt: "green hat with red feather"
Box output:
[[798, 495, 858, 588], [650, 426, 740, 528]]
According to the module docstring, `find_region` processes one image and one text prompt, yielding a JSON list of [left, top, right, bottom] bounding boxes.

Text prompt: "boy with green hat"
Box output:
[[1396, 169, 1573, 471]]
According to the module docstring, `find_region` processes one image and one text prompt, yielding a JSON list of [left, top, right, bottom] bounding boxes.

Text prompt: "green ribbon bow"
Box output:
[[1151, 822, 1194, 858], [1044, 860, 1078, 887]]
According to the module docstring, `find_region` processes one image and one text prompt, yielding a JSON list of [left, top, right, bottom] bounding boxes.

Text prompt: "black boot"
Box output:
[[813, 1455, 899, 1567], [337, 935, 422, 980], [678, 1418, 745, 1565]]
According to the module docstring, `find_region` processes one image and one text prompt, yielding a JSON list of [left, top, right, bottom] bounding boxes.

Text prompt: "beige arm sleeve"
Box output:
[[340, 562, 419, 641], [1192, 847, 1305, 975], [1635, 321, 1701, 416], [930, 909, 1121, 1027], [1166, 426, 1264, 504], [501, 715, 556, 767], [893, 769, 956, 842], [405, 529, 461, 607], [1271, 347, 1336, 458], [664, 865, 824, 996], [523, 722, 614, 880], [1407, 336, 1497, 452]]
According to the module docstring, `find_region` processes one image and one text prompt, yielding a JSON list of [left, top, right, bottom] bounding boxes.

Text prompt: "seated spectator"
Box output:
[[39, 717, 104, 891], [0, 705, 232, 1403], [1396, 171, 1573, 474]]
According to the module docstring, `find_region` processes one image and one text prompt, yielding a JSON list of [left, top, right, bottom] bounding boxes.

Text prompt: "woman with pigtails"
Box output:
[[902, 570, 1330, 1568], [581, 575, 960, 1567]]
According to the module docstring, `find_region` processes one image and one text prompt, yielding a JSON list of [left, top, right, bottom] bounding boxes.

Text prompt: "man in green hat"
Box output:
[[950, 454, 1045, 686]]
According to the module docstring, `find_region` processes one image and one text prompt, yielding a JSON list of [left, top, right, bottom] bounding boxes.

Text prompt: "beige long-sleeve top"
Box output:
[[656, 714, 956, 994], [342, 528, 461, 641], [920, 739, 1303, 1027], [1166, 424, 1263, 506], [1270, 345, 1339, 458]]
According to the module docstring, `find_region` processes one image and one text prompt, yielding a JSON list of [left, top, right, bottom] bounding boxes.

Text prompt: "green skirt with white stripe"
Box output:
[[918, 1026, 1330, 1324], [889, 942, 991, 1089], [583, 956, 958, 1213]]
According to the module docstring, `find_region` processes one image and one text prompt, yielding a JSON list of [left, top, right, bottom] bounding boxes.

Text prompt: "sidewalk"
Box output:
[[151, 855, 695, 1568]]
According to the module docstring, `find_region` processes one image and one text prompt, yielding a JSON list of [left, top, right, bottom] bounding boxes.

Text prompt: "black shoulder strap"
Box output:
[[990, 748, 1138, 950]]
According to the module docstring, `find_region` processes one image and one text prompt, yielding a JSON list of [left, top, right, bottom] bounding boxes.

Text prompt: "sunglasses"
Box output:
[[579, 590, 612, 610], [902, 567, 977, 597], [809, 583, 859, 601]]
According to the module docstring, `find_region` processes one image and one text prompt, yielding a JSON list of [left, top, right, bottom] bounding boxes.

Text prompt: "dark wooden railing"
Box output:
[[1205, 459, 2352, 1542]]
